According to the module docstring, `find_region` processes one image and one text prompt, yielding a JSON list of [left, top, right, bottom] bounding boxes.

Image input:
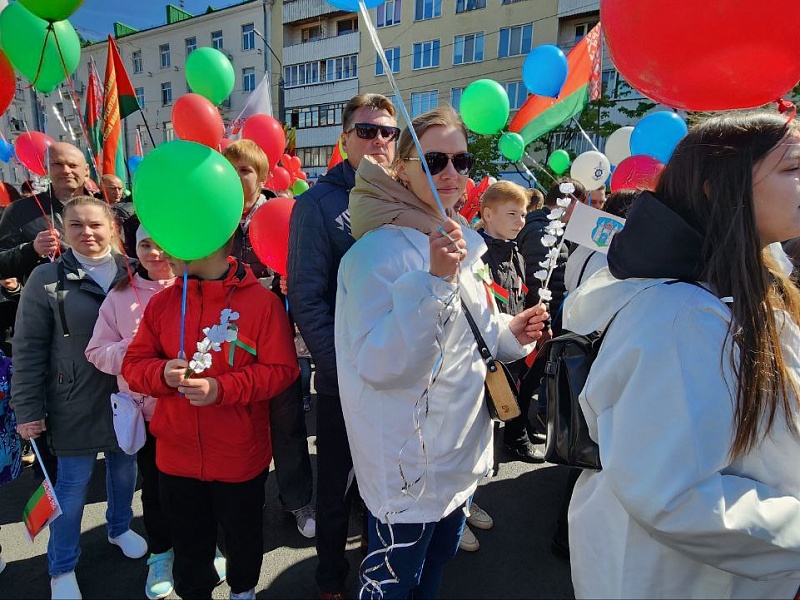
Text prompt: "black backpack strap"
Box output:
[[460, 298, 499, 373], [56, 261, 70, 338], [576, 251, 598, 287]]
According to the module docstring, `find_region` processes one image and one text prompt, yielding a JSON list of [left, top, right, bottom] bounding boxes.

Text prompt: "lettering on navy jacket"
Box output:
[[287, 160, 356, 396]]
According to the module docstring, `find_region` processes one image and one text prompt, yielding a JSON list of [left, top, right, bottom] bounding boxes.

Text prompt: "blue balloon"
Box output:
[[0, 140, 12, 163], [522, 45, 568, 98], [127, 155, 143, 174], [326, 0, 384, 10], [629, 111, 688, 165]]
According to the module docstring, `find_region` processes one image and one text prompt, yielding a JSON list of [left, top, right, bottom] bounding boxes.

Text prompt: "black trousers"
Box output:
[[503, 359, 533, 448], [160, 468, 269, 598], [137, 422, 172, 554], [315, 391, 357, 594], [270, 377, 313, 512]]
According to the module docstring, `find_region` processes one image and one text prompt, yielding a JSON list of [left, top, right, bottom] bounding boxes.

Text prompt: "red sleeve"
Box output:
[[121, 292, 174, 398], [216, 291, 300, 406]]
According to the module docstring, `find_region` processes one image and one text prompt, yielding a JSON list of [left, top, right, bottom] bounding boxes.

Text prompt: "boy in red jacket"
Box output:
[[122, 239, 299, 600]]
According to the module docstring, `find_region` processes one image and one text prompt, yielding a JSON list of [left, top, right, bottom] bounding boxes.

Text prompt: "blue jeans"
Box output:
[[360, 506, 466, 600], [298, 357, 312, 399], [47, 450, 138, 577]]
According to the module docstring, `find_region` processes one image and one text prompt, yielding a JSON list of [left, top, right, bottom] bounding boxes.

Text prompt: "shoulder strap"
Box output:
[[460, 297, 500, 373], [56, 261, 70, 338], [576, 251, 598, 287]]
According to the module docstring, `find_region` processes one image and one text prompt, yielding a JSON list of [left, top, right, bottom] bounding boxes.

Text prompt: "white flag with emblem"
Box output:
[[563, 201, 625, 255]]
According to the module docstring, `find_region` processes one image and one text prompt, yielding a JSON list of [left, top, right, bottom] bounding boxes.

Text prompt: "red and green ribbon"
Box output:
[[227, 328, 257, 366]]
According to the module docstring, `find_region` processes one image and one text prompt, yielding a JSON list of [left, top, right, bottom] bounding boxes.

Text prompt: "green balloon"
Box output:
[[18, 0, 84, 22], [133, 141, 244, 261], [291, 179, 310, 195], [548, 149, 571, 175], [185, 47, 235, 106], [498, 132, 526, 162], [460, 79, 510, 135], [0, 3, 80, 94]]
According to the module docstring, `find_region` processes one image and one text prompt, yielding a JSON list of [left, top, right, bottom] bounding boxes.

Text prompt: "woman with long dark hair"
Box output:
[[564, 110, 800, 598]]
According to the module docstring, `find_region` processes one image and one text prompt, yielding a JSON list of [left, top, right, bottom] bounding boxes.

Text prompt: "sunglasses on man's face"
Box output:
[[405, 152, 475, 176], [345, 123, 401, 142]]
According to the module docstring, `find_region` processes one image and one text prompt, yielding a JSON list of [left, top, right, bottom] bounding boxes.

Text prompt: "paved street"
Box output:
[[0, 401, 574, 599]]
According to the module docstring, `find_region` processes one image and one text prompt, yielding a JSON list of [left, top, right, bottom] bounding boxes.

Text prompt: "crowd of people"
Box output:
[[0, 91, 799, 600]]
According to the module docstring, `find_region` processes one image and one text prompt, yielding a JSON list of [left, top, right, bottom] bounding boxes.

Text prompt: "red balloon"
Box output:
[[601, 0, 800, 110], [266, 166, 291, 191], [172, 93, 224, 149], [0, 182, 11, 207], [610, 155, 665, 193], [248, 197, 295, 275], [242, 115, 286, 171], [0, 50, 15, 117], [219, 138, 233, 153], [15, 131, 55, 176]]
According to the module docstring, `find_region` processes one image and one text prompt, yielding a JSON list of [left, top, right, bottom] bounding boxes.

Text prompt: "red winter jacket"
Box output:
[[121, 259, 299, 483]]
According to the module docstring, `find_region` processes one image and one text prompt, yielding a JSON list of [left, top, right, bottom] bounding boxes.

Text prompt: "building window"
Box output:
[[135, 86, 145, 108], [455, 0, 485, 13], [412, 40, 440, 70], [242, 23, 255, 51], [504, 81, 528, 110], [414, 0, 441, 20], [163, 121, 174, 142], [411, 91, 438, 116], [284, 61, 321, 87], [337, 17, 358, 36], [301, 24, 322, 42], [453, 33, 484, 65], [498, 23, 533, 58], [286, 103, 346, 130], [300, 145, 335, 167], [211, 30, 224, 50], [132, 50, 142, 74], [377, 0, 401, 27], [326, 55, 358, 81], [159, 44, 170, 68], [161, 82, 172, 106], [574, 22, 597, 42], [185, 36, 197, 55], [450, 87, 463, 110], [375, 47, 401, 75], [243, 67, 256, 92]]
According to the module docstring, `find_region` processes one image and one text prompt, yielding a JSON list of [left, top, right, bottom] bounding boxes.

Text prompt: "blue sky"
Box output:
[[71, 0, 244, 40]]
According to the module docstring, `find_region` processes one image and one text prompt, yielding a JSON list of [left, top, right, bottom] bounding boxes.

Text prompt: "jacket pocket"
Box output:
[[53, 360, 76, 403]]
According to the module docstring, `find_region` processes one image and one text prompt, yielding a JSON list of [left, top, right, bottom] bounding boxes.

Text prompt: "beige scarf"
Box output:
[[350, 156, 452, 240]]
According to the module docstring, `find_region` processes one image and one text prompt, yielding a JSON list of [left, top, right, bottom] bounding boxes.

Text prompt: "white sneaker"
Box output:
[[230, 588, 256, 600], [458, 525, 479, 552], [109, 529, 148, 559], [466, 502, 494, 530], [51, 571, 82, 599], [214, 547, 227, 584], [145, 551, 174, 599], [291, 503, 316, 538]]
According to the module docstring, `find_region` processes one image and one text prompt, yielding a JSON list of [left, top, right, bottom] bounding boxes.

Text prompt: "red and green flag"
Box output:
[[22, 441, 61, 541], [509, 23, 602, 145], [103, 35, 140, 185], [84, 59, 103, 178]]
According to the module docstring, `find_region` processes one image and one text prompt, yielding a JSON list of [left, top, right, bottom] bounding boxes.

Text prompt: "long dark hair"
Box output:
[[656, 110, 800, 459]]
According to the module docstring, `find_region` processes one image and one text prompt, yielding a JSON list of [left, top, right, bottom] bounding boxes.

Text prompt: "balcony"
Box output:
[[284, 79, 358, 107], [296, 124, 341, 148], [283, 0, 348, 25], [284, 31, 359, 65], [558, 0, 599, 18]]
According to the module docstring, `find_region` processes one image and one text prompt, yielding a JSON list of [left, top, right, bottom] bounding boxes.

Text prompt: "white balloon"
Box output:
[[604, 126, 633, 167], [570, 151, 611, 191]]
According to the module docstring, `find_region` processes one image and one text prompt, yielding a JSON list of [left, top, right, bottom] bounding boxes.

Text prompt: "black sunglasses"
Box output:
[[405, 152, 475, 176], [345, 122, 401, 141]]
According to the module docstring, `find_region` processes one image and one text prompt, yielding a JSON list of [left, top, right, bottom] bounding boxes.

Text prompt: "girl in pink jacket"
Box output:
[[86, 226, 185, 600]]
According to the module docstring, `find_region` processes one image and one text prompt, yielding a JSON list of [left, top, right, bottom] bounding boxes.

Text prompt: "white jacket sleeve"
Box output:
[[587, 298, 800, 580], [338, 243, 458, 391]]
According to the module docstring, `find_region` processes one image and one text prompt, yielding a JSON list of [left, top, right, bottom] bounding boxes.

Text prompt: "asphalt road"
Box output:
[[0, 400, 574, 599]]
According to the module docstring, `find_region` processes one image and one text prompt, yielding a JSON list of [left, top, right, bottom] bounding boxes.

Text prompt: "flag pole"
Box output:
[[138, 108, 157, 148]]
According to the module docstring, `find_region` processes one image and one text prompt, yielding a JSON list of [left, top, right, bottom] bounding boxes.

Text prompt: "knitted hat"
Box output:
[[135, 225, 151, 246]]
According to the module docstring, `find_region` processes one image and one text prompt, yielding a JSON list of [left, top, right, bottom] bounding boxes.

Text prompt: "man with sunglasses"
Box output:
[[287, 93, 398, 600]]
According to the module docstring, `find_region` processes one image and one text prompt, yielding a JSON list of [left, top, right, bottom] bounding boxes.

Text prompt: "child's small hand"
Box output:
[[164, 359, 189, 388], [178, 377, 219, 407]]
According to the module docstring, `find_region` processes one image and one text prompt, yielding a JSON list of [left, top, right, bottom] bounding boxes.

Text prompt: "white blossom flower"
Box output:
[[220, 309, 240, 324], [556, 196, 572, 208], [189, 351, 212, 374], [547, 247, 560, 261], [547, 208, 565, 220], [541, 234, 557, 247], [534, 269, 548, 282], [545, 222, 564, 236], [538, 259, 551, 268], [538, 288, 553, 302], [559, 182, 575, 195]]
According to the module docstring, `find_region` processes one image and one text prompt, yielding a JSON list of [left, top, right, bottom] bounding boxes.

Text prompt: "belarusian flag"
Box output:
[[107, 35, 140, 119], [84, 59, 103, 179], [22, 440, 61, 541], [103, 35, 140, 185], [509, 23, 602, 145]]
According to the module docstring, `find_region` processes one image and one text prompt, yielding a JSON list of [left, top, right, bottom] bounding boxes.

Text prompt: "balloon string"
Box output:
[[26, 24, 53, 92], [179, 268, 188, 361], [571, 117, 600, 153], [357, 0, 446, 219]]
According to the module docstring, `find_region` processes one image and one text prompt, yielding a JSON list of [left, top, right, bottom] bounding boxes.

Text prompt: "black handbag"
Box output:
[[461, 299, 521, 422]]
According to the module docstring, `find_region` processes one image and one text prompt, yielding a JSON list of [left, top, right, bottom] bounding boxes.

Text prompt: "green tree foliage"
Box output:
[[467, 132, 502, 180]]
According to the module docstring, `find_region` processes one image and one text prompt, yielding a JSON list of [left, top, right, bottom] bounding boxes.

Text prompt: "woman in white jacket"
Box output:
[[564, 109, 800, 599], [335, 107, 548, 599]]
